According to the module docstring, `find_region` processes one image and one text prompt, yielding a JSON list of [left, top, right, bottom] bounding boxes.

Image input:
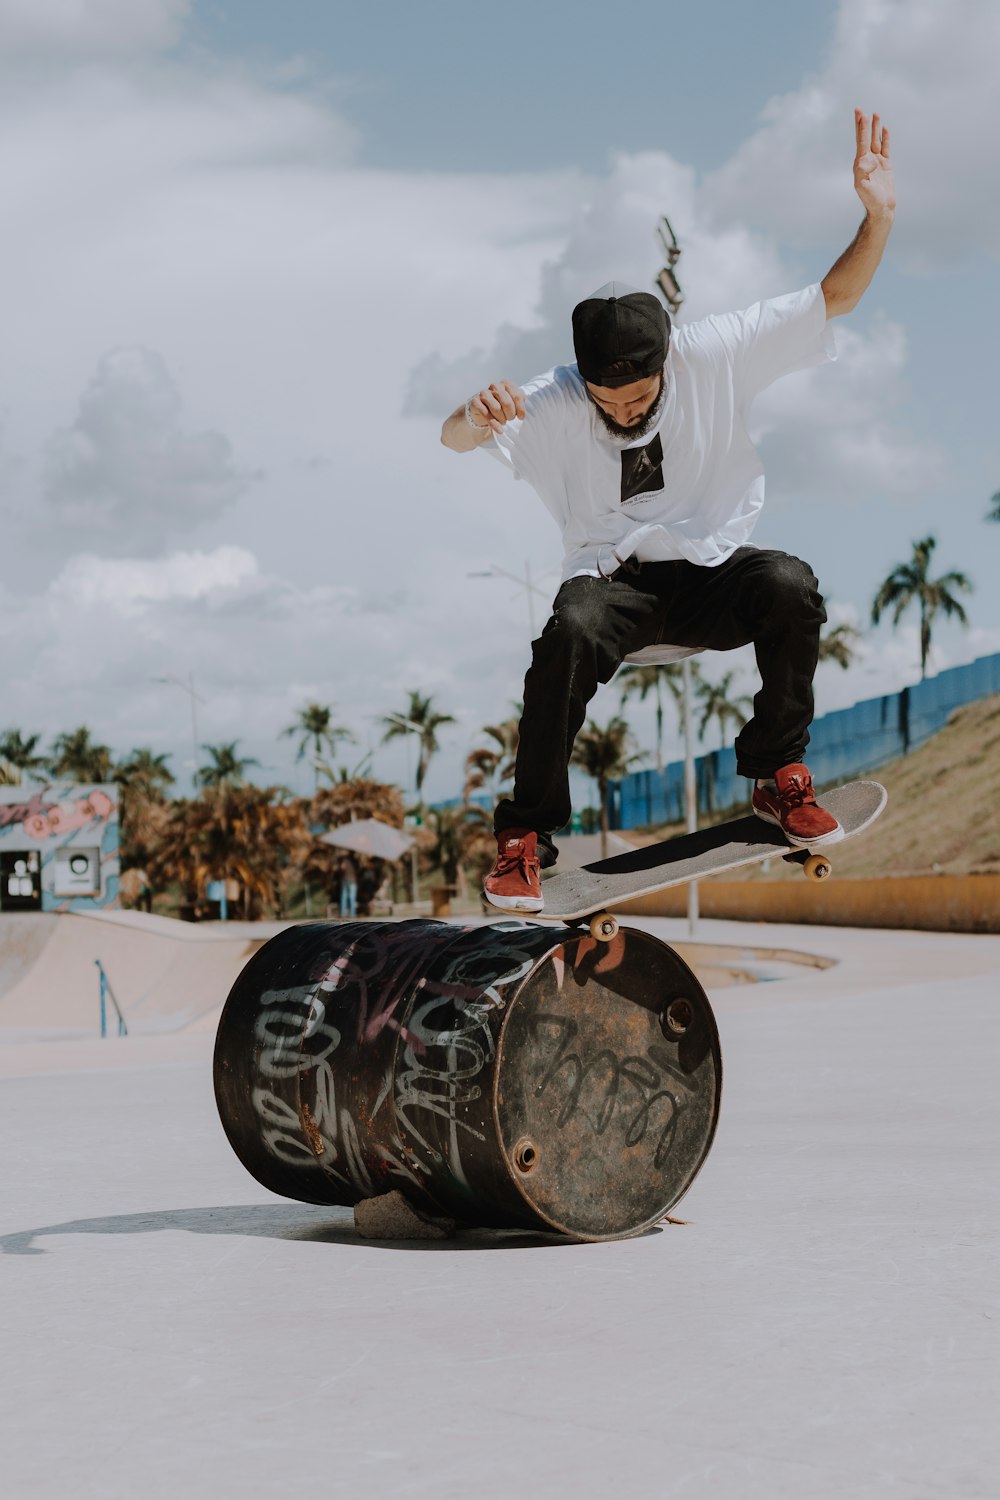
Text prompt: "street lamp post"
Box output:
[[468, 560, 551, 640], [655, 216, 684, 314], [655, 212, 697, 932], [383, 712, 424, 904], [153, 671, 205, 795], [681, 658, 699, 935]]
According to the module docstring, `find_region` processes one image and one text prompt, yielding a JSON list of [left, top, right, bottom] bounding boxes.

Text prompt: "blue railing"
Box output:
[[95, 959, 128, 1038], [612, 649, 1000, 829]]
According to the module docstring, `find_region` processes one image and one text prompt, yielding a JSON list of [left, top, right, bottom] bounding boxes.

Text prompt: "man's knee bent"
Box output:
[[755, 552, 825, 621], [535, 584, 622, 678], [547, 580, 619, 644]]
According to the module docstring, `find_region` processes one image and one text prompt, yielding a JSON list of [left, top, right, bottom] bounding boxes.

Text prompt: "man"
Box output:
[[442, 110, 895, 913]]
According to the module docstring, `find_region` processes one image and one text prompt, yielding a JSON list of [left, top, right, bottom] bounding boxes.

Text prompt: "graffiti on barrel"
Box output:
[[529, 1012, 698, 1169], [214, 918, 723, 1240], [244, 921, 543, 1198]]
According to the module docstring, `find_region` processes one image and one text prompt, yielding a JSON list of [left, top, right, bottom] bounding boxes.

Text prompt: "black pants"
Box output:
[[495, 546, 826, 838]]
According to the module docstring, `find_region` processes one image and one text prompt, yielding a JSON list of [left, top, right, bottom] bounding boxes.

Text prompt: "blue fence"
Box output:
[[612, 650, 1000, 830]]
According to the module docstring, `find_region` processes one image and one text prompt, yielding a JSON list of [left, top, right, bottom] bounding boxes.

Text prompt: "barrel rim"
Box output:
[[492, 924, 724, 1242]]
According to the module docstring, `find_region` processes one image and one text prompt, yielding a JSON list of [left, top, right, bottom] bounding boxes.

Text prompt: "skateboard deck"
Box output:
[[538, 779, 887, 926]]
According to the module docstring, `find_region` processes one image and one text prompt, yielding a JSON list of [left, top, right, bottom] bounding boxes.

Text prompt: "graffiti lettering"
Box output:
[[252, 982, 426, 1195], [246, 928, 547, 1199], [532, 1013, 696, 1169], [394, 994, 497, 1185]]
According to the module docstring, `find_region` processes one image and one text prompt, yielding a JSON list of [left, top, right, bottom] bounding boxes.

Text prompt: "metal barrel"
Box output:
[[213, 918, 722, 1242]]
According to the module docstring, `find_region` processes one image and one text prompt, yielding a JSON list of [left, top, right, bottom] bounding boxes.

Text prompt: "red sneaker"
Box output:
[[484, 829, 543, 912], [752, 763, 843, 848]]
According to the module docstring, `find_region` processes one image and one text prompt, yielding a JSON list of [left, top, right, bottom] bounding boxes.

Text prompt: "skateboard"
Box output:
[[537, 779, 887, 941]]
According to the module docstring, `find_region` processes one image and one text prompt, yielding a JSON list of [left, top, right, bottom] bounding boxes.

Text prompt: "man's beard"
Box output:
[[588, 372, 666, 441]]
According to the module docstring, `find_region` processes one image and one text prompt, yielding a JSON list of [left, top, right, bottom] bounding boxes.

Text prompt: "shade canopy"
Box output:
[[319, 818, 415, 862]]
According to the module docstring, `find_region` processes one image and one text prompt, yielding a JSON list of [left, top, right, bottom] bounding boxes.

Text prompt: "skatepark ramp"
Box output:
[[0, 910, 291, 1040]]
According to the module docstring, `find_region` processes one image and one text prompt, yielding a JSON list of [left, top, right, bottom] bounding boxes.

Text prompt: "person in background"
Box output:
[[338, 854, 359, 919]]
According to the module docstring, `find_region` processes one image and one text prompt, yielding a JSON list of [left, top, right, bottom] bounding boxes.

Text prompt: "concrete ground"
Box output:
[[1, 916, 997, 1499]]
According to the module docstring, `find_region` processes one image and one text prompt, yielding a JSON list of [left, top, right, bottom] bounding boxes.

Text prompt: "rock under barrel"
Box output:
[[213, 918, 722, 1242]]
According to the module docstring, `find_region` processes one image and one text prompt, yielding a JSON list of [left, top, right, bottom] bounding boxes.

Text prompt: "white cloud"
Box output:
[[0, 0, 188, 56], [0, 542, 543, 796], [750, 318, 946, 506], [1, 0, 997, 805], [0, 31, 576, 791], [55, 545, 258, 610], [407, 150, 787, 413], [0, 412, 24, 501], [408, 147, 943, 526], [702, 0, 1000, 267], [41, 348, 247, 547]]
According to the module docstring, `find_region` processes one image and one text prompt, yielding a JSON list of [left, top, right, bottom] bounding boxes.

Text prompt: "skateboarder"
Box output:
[[442, 110, 895, 912]]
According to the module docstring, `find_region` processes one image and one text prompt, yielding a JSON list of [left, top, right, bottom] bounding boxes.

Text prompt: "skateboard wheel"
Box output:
[[589, 913, 619, 943], [803, 854, 833, 882]]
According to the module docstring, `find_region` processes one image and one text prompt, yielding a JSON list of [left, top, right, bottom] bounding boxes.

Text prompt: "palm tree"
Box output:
[[618, 662, 686, 771], [115, 748, 175, 801], [871, 536, 972, 680], [48, 726, 114, 783], [694, 670, 753, 748], [425, 803, 492, 891], [570, 716, 645, 856], [115, 749, 176, 875], [282, 702, 355, 790], [817, 622, 862, 670], [148, 784, 309, 920], [690, 671, 752, 816], [198, 741, 259, 789], [310, 776, 407, 832], [986, 491, 1000, 523], [314, 750, 375, 787], [463, 706, 521, 802], [0, 730, 49, 783], [380, 691, 456, 799]]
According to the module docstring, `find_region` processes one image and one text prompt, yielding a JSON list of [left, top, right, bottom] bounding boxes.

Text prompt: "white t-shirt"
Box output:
[[483, 283, 836, 582]]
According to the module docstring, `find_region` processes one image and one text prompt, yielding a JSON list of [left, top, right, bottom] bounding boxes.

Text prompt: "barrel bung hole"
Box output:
[[513, 1138, 540, 1174], [664, 997, 693, 1036]]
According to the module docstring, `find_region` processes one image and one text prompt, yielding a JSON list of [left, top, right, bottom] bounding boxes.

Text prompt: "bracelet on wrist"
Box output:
[[464, 399, 488, 433]]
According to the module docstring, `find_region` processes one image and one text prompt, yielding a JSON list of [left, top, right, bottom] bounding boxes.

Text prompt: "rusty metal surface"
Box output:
[[540, 779, 888, 920], [496, 928, 721, 1239], [213, 919, 722, 1241]]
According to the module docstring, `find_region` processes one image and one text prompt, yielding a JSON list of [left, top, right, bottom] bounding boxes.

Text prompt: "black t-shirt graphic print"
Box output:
[[620, 433, 664, 505]]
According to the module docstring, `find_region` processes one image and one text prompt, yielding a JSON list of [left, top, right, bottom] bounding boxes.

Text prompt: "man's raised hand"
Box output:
[[469, 380, 526, 434], [821, 109, 896, 316], [853, 109, 895, 219]]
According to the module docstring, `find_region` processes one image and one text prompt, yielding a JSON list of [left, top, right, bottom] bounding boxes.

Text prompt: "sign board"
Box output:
[[206, 879, 240, 902], [0, 784, 119, 912]]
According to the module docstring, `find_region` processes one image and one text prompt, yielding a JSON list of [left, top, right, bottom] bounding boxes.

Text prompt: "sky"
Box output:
[[1, 0, 998, 804]]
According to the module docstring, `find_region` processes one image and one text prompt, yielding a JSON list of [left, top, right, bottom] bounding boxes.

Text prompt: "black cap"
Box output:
[[572, 281, 671, 387]]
